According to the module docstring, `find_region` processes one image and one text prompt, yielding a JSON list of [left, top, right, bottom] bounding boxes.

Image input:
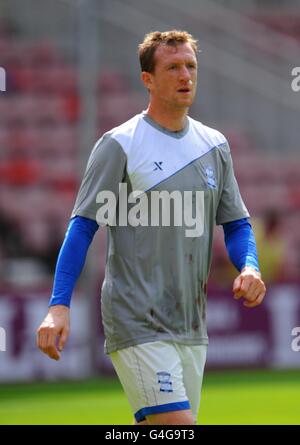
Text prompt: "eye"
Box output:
[[168, 65, 177, 70]]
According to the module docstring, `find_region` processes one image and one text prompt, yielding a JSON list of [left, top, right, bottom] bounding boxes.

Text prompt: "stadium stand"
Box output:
[[0, 7, 299, 288]]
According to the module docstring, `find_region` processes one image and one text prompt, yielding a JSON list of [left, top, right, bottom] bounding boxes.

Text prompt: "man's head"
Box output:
[[138, 30, 198, 74], [139, 30, 199, 110]]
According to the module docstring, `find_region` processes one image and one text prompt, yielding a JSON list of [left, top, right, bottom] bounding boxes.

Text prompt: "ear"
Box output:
[[141, 71, 154, 91]]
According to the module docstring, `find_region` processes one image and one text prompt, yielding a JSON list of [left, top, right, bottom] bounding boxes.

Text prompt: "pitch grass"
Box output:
[[0, 369, 299, 425]]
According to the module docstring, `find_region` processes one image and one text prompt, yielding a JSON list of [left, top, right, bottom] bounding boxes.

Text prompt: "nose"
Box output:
[[179, 66, 191, 83]]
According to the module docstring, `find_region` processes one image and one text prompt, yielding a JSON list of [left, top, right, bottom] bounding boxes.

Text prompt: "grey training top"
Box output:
[[72, 112, 249, 353]]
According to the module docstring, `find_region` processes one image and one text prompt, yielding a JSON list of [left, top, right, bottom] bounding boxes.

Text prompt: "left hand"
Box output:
[[232, 266, 266, 308]]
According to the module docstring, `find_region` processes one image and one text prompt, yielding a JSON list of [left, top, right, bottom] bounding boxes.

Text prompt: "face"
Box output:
[[142, 42, 198, 109]]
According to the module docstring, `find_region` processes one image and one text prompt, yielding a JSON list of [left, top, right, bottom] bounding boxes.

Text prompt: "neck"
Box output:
[[146, 102, 188, 132]]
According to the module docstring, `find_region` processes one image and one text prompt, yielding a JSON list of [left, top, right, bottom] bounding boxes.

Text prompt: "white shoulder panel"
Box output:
[[108, 114, 226, 193], [188, 117, 227, 148], [109, 114, 142, 156]]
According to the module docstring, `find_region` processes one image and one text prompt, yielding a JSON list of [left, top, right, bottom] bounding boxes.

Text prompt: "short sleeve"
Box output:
[[216, 142, 250, 225], [71, 134, 127, 221]]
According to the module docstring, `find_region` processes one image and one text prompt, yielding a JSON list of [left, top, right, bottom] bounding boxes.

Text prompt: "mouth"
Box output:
[[177, 88, 191, 93]]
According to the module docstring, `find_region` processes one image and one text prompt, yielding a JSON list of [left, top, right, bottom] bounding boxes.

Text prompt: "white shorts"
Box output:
[[109, 341, 207, 423]]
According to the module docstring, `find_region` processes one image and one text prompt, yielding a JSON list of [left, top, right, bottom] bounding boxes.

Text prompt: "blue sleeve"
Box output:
[[222, 218, 260, 273], [49, 215, 99, 307]]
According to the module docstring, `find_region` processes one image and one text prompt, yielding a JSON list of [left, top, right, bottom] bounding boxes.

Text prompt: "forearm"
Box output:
[[49, 216, 99, 307], [222, 218, 260, 273]]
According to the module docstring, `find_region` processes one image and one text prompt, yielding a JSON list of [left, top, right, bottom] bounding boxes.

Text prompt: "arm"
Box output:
[[223, 218, 266, 308], [37, 216, 98, 360], [37, 134, 127, 360]]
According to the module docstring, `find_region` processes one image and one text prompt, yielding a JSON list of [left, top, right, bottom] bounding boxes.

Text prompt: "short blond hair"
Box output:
[[138, 30, 198, 73]]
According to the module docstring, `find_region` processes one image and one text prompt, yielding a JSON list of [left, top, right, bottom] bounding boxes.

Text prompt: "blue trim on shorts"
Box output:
[[134, 400, 191, 422]]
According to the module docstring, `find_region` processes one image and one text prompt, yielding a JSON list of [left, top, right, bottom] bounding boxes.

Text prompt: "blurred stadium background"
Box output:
[[0, 0, 299, 424]]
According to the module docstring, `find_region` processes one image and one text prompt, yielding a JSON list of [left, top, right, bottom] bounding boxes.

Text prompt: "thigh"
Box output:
[[179, 344, 207, 422], [110, 341, 192, 423]]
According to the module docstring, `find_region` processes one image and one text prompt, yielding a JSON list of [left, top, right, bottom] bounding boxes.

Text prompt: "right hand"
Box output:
[[36, 305, 70, 361]]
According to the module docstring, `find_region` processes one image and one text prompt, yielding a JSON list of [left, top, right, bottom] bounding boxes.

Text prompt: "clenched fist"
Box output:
[[37, 305, 70, 360], [233, 266, 266, 308]]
